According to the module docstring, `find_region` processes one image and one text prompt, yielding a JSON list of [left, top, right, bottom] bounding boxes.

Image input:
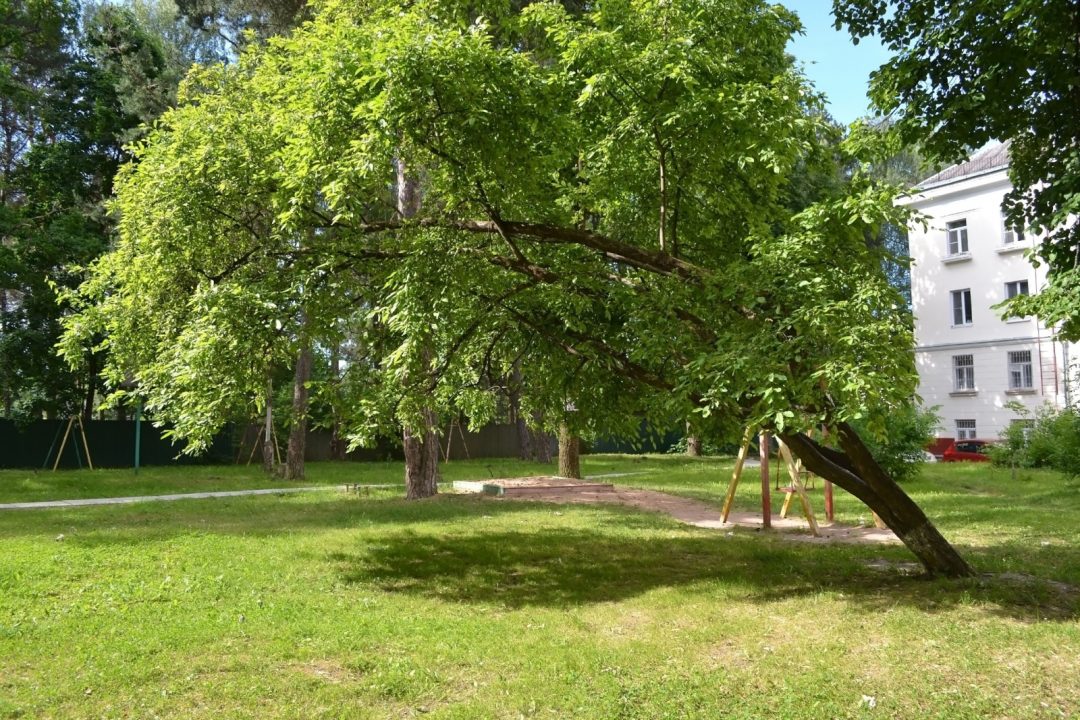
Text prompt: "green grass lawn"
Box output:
[[1, 456, 1079, 718], [0, 456, 659, 504]]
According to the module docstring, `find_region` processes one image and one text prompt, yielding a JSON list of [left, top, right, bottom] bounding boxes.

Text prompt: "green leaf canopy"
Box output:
[[63, 0, 915, 450]]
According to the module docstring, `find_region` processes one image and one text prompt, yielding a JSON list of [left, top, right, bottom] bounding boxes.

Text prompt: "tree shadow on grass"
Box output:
[[5, 491, 1077, 622], [0, 492, 553, 540], [329, 520, 1080, 623]]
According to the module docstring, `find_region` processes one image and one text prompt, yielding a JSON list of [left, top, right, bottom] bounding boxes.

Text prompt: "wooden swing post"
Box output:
[[777, 438, 818, 536], [51, 418, 75, 472], [50, 417, 94, 471], [77, 416, 94, 470], [721, 427, 754, 523]]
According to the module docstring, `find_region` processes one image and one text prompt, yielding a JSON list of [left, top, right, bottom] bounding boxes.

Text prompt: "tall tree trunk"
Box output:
[[404, 407, 440, 499], [516, 411, 533, 461], [0, 289, 10, 417], [262, 377, 275, 473], [780, 424, 973, 578], [284, 336, 312, 481], [508, 364, 533, 460], [329, 341, 347, 461], [531, 410, 552, 463], [81, 352, 97, 423], [397, 158, 440, 498], [558, 423, 581, 479]]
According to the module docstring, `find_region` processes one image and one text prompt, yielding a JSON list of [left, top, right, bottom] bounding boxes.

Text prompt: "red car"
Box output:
[[942, 439, 993, 462]]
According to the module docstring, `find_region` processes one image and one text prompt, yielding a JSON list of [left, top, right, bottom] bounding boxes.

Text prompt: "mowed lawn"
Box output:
[[1, 457, 1078, 719]]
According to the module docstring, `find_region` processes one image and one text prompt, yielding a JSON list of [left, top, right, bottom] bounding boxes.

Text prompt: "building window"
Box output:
[[951, 289, 973, 326], [953, 354, 975, 391], [946, 219, 969, 256], [1007, 350, 1034, 390], [1005, 280, 1029, 299], [1002, 211, 1024, 245], [955, 419, 977, 440]]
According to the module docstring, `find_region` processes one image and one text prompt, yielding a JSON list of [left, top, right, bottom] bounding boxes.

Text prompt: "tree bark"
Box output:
[[0, 289, 7, 418], [531, 410, 552, 463], [685, 423, 702, 456], [284, 337, 312, 481], [508, 365, 533, 461], [558, 423, 581, 479], [404, 407, 440, 499], [397, 158, 440, 499], [780, 424, 973, 578], [262, 377, 275, 473], [329, 341, 347, 461], [81, 352, 98, 423]]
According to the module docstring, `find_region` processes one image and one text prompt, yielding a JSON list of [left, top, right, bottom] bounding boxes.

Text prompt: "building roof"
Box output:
[[918, 143, 1010, 190]]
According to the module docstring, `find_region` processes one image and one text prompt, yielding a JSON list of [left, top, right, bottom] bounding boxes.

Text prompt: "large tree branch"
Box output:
[[353, 218, 702, 279]]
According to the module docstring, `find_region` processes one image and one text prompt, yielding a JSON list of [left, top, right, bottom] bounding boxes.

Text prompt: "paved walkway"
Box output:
[[0, 485, 342, 510], [0, 473, 899, 547], [0, 473, 646, 512]]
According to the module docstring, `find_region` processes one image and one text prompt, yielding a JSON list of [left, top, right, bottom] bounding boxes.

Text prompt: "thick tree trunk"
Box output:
[[262, 378, 275, 473], [780, 424, 973, 578], [558, 423, 581, 479], [284, 338, 312, 481], [396, 159, 440, 498], [404, 407, 440, 499], [685, 424, 702, 457]]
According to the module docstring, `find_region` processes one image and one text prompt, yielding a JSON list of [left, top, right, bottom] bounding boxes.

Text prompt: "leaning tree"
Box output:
[[63, 0, 972, 576]]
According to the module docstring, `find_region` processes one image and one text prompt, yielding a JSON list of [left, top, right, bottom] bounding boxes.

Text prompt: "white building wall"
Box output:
[[904, 166, 1075, 440]]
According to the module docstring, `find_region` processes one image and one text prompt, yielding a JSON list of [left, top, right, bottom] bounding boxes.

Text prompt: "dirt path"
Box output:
[[492, 485, 900, 545]]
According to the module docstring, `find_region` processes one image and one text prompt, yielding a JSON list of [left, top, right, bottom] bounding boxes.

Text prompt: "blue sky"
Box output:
[[781, 1, 892, 124]]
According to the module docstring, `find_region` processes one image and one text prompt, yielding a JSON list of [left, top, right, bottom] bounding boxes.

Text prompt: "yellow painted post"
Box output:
[[52, 418, 75, 472], [77, 416, 94, 471], [796, 487, 819, 536], [721, 427, 753, 523], [778, 439, 819, 536], [780, 492, 794, 519], [778, 440, 799, 518]]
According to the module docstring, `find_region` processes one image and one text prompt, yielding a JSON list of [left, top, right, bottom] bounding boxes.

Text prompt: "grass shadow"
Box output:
[[5, 487, 1077, 623], [325, 503, 1080, 622]]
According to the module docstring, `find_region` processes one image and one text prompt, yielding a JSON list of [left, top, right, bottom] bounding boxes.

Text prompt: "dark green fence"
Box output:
[[0, 419, 234, 469], [589, 422, 682, 454]]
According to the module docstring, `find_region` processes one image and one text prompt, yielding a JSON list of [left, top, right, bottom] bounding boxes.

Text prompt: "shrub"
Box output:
[[994, 405, 1080, 476], [850, 404, 939, 483]]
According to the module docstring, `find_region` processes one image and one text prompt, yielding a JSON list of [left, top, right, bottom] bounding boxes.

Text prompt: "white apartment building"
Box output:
[[903, 144, 1076, 442]]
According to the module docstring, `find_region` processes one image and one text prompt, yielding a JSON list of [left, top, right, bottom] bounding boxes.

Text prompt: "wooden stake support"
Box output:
[[442, 417, 470, 462], [721, 427, 753, 523], [50, 417, 94, 471], [720, 427, 819, 536], [777, 438, 818, 536]]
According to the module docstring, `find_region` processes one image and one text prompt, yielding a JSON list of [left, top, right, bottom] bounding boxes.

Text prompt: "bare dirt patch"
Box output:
[[288, 660, 354, 684], [484, 483, 901, 546]]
